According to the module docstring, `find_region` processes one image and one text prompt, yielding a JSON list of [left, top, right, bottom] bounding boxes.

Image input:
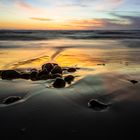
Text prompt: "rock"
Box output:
[[88, 99, 109, 111], [53, 78, 66, 88], [52, 63, 58, 66], [30, 71, 38, 81], [30, 68, 38, 72], [1, 70, 20, 80], [64, 75, 75, 84], [67, 68, 76, 73], [19, 128, 26, 135], [2, 96, 21, 104], [51, 65, 62, 74], [97, 63, 105, 66], [42, 63, 54, 72], [20, 73, 30, 80], [37, 69, 49, 80], [0, 70, 2, 77], [129, 80, 138, 84], [50, 73, 62, 79]]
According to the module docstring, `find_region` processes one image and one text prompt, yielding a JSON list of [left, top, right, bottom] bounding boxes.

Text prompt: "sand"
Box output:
[[0, 70, 140, 138]]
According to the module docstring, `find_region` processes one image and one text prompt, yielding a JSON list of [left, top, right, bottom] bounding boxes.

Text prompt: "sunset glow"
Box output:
[[0, 0, 140, 30]]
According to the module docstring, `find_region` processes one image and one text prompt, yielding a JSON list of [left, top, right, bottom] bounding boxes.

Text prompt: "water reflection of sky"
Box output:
[[0, 39, 140, 76]]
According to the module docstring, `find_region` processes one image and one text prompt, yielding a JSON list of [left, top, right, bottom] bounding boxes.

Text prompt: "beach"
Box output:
[[0, 30, 140, 138]]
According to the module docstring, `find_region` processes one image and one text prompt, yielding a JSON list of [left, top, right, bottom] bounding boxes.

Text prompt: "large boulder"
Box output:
[[1, 70, 20, 80]]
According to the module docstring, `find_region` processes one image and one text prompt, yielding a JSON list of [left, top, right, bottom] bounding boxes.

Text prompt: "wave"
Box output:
[[0, 30, 140, 40]]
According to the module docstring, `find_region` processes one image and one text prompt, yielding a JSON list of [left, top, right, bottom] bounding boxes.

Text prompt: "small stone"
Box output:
[[64, 75, 75, 84], [97, 63, 105, 66], [88, 99, 109, 111], [2, 96, 21, 104], [1, 70, 20, 80], [51, 65, 62, 74], [53, 78, 66, 88], [129, 80, 138, 84], [67, 68, 76, 73], [42, 63, 54, 72]]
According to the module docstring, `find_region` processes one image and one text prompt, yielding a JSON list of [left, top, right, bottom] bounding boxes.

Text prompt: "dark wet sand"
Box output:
[[0, 72, 140, 138]]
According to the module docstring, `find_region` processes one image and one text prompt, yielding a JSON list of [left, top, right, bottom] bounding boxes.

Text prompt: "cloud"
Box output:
[[95, 0, 124, 11], [30, 17, 52, 21], [62, 13, 140, 30], [12, 0, 43, 14]]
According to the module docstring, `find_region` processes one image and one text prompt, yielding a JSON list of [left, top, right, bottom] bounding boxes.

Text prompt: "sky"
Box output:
[[0, 0, 140, 30]]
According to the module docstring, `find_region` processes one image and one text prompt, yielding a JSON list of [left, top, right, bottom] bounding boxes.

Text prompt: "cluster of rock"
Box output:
[[0, 63, 77, 88]]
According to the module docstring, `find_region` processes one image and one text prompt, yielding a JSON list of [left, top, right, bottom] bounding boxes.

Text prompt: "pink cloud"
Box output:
[[13, 0, 42, 14]]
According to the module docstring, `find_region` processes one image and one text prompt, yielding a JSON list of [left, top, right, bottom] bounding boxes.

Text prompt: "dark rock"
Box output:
[[64, 75, 75, 84], [88, 99, 109, 111], [19, 128, 26, 135], [129, 80, 138, 84], [97, 63, 105, 66], [67, 68, 76, 73], [52, 63, 58, 66], [2, 96, 21, 104], [0, 70, 2, 77], [53, 78, 66, 88], [51, 65, 62, 74], [1, 70, 20, 80], [30, 71, 38, 81], [37, 69, 49, 80], [30, 68, 38, 72], [20, 73, 30, 80], [50, 73, 62, 79], [42, 63, 54, 72]]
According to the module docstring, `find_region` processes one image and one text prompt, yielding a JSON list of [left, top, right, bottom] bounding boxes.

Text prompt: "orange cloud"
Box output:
[[30, 17, 52, 21]]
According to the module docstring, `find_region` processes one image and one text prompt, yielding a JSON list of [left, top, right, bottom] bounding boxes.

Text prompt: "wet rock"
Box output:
[[20, 73, 30, 80], [53, 78, 66, 88], [0, 70, 2, 77], [64, 75, 75, 84], [88, 99, 109, 111], [19, 128, 26, 135], [42, 63, 54, 72], [52, 63, 58, 66], [37, 69, 49, 80], [1, 70, 20, 80], [129, 80, 138, 84], [97, 63, 105, 66], [30, 71, 38, 81], [67, 68, 76, 73], [30, 68, 38, 72], [51, 65, 62, 74], [50, 73, 62, 79], [2, 96, 21, 104]]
